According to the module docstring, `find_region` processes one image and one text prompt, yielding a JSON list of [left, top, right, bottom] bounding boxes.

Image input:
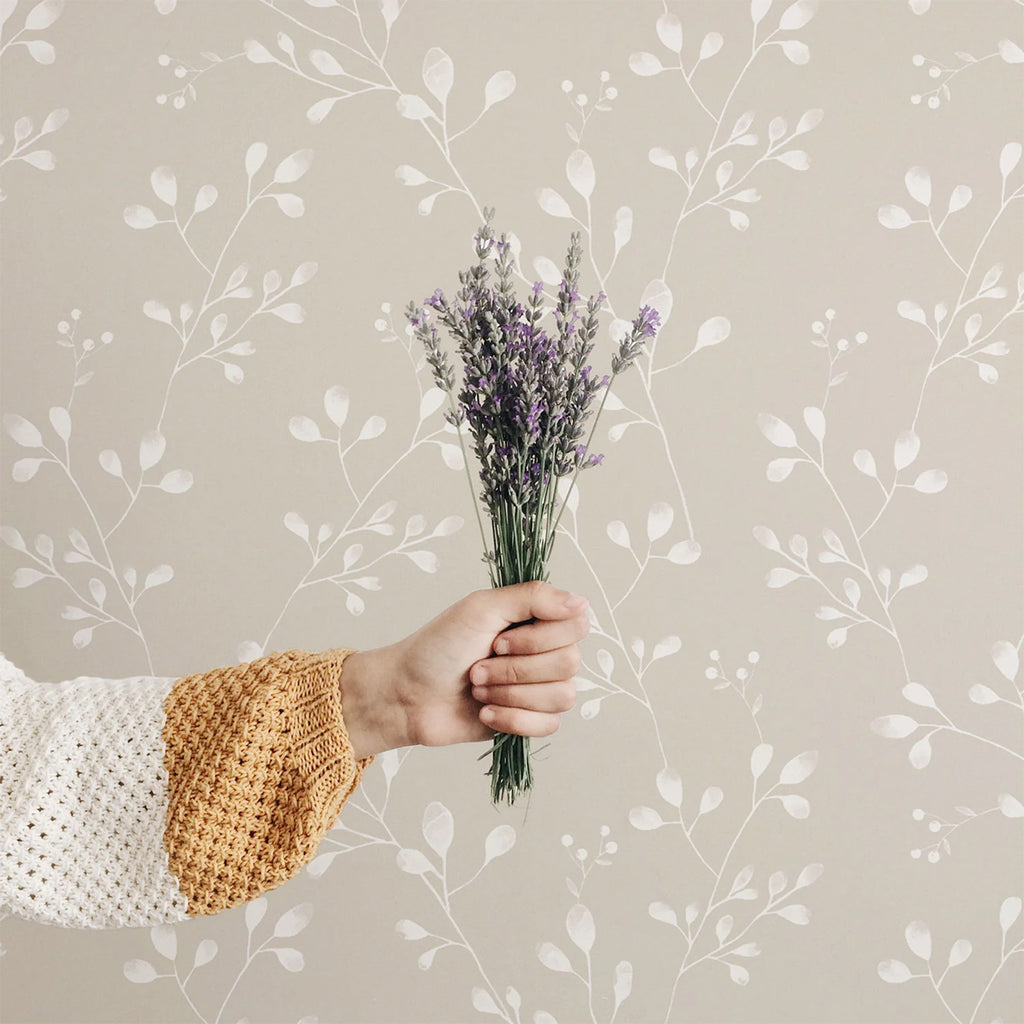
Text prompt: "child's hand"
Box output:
[[341, 582, 590, 759]]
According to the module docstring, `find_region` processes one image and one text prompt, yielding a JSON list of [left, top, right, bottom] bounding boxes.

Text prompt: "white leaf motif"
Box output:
[[422, 47, 454, 103], [566, 149, 596, 199], [566, 904, 595, 953], [422, 801, 453, 858]]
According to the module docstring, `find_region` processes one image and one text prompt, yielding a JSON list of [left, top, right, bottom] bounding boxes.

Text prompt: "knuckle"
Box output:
[[505, 659, 521, 686], [563, 646, 582, 676], [558, 681, 576, 711]]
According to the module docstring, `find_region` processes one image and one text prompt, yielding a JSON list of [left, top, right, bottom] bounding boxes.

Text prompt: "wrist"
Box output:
[[340, 645, 414, 760]]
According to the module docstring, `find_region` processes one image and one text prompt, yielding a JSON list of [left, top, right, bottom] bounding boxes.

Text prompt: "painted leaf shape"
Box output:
[[422, 47, 454, 103], [358, 415, 386, 440], [123, 959, 158, 983], [151, 165, 177, 206], [48, 406, 70, 442], [628, 806, 663, 830], [777, 904, 810, 924], [779, 794, 810, 818], [607, 520, 630, 549], [751, 743, 773, 779], [396, 848, 433, 874], [778, 0, 815, 30], [274, 150, 313, 183], [908, 736, 931, 769], [699, 32, 723, 60], [150, 924, 177, 960], [613, 206, 632, 254], [803, 406, 825, 441], [566, 149, 596, 199], [629, 51, 663, 76], [652, 636, 681, 661], [998, 794, 1024, 817], [324, 385, 349, 428], [245, 897, 267, 933], [948, 185, 972, 213], [245, 142, 267, 177], [25, 0, 63, 30], [5, 414, 43, 448], [695, 316, 730, 350], [893, 429, 920, 470], [273, 948, 304, 972], [947, 939, 972, 968], [700, 786, 724, 813], [905, 166, 932, 207], [992, 640, 1019, 681], [878, 205, 912, 229], [902, 682, 936, 708], [422, 801, 454, 857], [537, 187, 573, 218], [139, 429, 166, 470], [613, 961, 633, 1011], [871, 715, 918, 738], [779, 750, 817, 785], [1000, 142, 1022, 178], [913, 469, 947, 493], [538, 942, 572, 972], [656, 767, 682, 807], [905, 920, 932, 961], [158, 470, 192, 493], [566, 903, 595, 953], [647, 501, 673, 541], [649, 901, 677, 925], [758, 413, 797, 447], [310, 48, 344, 75], [656, 12, 683, 52], [483, 824, 515, 864], [1000, 897, 1022, 933], [878, 959, 912, 983], [483, 70, 516, 109], [471, 988, 501, 1016], [779, 39, 809, 64], [193, 939, 217, 968]]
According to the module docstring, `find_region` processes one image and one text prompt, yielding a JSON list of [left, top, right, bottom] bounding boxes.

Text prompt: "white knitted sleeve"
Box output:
[[0, 651, 190, 929]]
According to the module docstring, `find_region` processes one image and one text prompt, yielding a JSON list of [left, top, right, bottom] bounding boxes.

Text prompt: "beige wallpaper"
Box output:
[[1, 1, 1022, 1022]]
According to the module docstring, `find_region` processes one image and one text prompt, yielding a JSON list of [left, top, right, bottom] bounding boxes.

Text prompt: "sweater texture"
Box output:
[[0, 647, 373, 928]]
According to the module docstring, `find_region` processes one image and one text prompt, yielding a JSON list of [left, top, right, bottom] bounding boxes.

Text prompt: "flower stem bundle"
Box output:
[[406, 208, 660, 806]]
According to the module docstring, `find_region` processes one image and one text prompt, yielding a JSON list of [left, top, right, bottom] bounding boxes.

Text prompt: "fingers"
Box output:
[[492, 613, 590, 657], [479, 704, 563, 738], [473, 678, 576, 714], [471, 645, 581, 688], [467, 580, 589, 634], [471, 645, 579, 737]]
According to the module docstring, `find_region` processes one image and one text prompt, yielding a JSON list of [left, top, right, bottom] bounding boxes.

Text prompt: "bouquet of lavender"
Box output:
[[406, 208, 660, 806]]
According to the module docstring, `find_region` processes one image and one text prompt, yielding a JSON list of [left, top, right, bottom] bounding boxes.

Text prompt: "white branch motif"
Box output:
[[0, 0, 68, 202]]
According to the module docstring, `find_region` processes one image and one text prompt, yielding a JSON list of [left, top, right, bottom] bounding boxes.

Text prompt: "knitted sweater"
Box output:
[[0, 647, 374, 929]]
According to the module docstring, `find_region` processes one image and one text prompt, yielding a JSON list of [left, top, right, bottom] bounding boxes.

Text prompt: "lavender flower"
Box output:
[[405, 208, 660, 805]]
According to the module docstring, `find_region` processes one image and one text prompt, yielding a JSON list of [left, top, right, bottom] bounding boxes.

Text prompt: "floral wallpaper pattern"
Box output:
[[1, 1, 1021, 1022]]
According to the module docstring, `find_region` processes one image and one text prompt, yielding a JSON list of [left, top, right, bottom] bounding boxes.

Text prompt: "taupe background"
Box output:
[[1, 1, 1022, 1022]]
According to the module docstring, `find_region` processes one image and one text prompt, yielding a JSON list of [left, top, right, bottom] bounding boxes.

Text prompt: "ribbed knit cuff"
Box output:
[[292, 647, 375, 824]]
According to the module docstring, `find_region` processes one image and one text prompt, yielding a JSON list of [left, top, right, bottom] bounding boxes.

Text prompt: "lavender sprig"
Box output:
[[407, 209, 661, 806]]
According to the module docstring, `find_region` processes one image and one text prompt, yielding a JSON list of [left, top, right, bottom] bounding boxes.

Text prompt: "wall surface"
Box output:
[[1, 1, 1022, 1022]]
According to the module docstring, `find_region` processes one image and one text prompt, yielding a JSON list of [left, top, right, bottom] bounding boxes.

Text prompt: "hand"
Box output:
[[340, 581, 590, 760]]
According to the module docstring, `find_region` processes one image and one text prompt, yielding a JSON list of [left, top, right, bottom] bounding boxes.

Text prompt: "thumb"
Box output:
[[474, 581, 589, 633]]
